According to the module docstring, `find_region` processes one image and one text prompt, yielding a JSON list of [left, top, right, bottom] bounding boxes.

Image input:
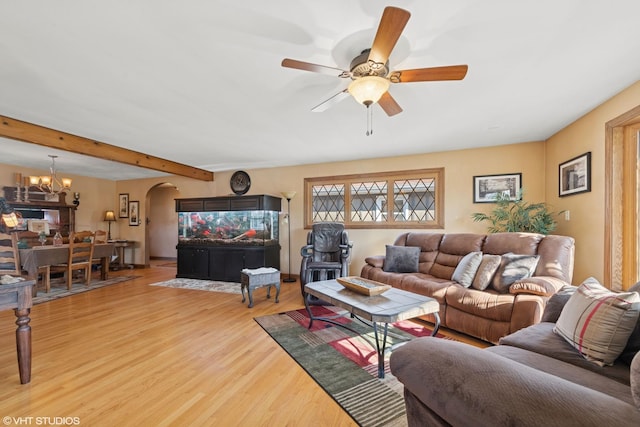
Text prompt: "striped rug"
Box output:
[[255, 306, 448, 427], [33, 275, 139, 305]]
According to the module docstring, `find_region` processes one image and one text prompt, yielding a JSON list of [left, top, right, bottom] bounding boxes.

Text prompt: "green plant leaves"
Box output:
[[471, 189, 561, 235]]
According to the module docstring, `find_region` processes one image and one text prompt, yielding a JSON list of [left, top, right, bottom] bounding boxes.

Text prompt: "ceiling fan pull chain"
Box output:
[[366, 104, 373, 136]]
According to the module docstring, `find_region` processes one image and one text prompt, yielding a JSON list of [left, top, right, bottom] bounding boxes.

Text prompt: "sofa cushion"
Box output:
[[491, 254, 539, 293], [499, 322, 632, 385], [430, 234, 485, 280], [471, 254, 501, 291], [401, 233, 443, 274], [632, 353, 640, 409], [482, 232, 542, 255], [445, 286, 515, 322], [554, 278, 640, 366], [383, 245, 420, 273], [451, 251, 482, 288], [488, 345, 637, 405]]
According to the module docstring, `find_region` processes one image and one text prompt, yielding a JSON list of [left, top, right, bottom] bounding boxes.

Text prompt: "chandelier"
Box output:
[[29, 155, 72, 194]]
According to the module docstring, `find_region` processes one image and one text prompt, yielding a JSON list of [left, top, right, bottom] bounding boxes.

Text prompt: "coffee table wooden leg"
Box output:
[[15, 308, 31, 384]]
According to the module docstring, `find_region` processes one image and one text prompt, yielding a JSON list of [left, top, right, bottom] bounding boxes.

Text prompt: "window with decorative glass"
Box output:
[[304, 168, 444, 229]]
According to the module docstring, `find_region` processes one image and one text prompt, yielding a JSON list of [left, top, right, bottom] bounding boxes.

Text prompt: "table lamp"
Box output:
[[104, 210, 116, 240]]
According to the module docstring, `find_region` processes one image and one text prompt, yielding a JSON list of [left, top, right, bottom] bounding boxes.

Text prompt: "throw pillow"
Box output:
[[509, 276, 567, 297], [471, 254, 502, 291], [383, 245, 420, 273], [554, 277, 640, 366], [451, 251, 483, 288], [540, 285, 577, 323], [491, 254, 540, 293]]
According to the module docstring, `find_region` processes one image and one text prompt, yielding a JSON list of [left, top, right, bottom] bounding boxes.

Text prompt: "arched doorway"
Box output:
[[144, 183, 180, 267]]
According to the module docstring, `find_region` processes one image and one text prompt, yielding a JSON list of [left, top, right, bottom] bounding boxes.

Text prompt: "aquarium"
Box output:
[[178, 209, 279, 246], [175, 194, 281, 247]]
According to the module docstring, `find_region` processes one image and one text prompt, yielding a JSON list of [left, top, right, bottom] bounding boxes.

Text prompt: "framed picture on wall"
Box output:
[[559, 152, 591, 197], [473, 173, 522, 203], [119, 193, 129, 218], [128, 201, 139, 226]]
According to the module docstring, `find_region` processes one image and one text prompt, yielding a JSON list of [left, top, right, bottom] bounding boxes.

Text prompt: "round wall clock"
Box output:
[[230, 170, 251, 195]]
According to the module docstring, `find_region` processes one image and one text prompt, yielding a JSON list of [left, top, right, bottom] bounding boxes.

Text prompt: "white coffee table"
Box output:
[[304, 279, 440, 378]]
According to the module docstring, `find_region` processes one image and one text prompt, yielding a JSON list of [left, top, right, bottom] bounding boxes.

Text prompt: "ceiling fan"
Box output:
[[281, 6, 468, 120]]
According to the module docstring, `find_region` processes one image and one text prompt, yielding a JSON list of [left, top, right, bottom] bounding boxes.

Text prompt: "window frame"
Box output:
[[304, 168, 444, 229]]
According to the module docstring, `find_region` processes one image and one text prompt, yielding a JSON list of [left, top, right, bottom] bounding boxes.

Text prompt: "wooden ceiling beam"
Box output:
[[0, 115, 214, 182]]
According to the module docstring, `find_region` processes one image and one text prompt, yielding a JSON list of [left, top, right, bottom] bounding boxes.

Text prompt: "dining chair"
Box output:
[[50, 231, 95, 290], [15, 230, 49, 293], [0, 231, 20, 275], [72, 230, 94, 243], [94, 230, 107, 244], [92, 230, 109, 275]]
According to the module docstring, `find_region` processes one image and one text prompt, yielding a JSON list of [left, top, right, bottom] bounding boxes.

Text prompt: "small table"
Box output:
[[304, 279, 440, 378], [109, 240, 135, 269], [240, 268, 280, 308], [0, 279, 34, 384]]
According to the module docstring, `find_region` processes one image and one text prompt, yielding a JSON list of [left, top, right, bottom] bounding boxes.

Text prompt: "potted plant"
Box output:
[[471, 190, 562, 235]]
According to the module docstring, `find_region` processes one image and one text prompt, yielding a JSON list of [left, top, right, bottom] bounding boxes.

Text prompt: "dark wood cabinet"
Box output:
[[175, 194, 281, 282], [2, 187, 76, 237], [177, 246, 209, 279]]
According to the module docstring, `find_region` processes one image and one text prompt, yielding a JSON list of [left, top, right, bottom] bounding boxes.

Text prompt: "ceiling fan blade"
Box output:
[[378, 91, 403, 116], [281, 58, 350, 78], [311, 89, 350, 112], [390, 65, 469, 83], [367, 7, 411, 66]]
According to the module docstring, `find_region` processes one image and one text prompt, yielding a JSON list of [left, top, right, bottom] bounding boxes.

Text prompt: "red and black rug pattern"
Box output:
[[255, 306, 446, 427]]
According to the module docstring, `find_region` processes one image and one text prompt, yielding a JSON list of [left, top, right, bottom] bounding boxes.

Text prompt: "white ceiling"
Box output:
[[1, 0, 640, 180]]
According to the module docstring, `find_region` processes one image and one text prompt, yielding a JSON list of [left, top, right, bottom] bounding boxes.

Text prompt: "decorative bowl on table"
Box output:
[[336, 276, 391, 296]]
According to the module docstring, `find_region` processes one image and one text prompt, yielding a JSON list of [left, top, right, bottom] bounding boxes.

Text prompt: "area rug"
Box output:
[[149, 278, 241, 294], [33, 275, 139, 305], [255, 306, 449, 427]]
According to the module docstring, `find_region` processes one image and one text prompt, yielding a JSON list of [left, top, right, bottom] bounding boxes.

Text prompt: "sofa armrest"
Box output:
[[390, 337, 640, 426], [364, 255, 385, 268], [509, 276, 569, 297]]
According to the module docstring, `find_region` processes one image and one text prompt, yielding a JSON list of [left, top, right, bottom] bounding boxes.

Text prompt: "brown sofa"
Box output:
[[390, 283, 640, 426], [360, 232, 575, 343]]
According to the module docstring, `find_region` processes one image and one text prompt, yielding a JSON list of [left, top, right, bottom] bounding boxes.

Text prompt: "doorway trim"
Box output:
[[605, 104, 640, 290]]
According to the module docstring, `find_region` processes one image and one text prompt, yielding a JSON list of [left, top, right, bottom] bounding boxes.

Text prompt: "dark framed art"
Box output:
[[559, 152, 591, 197], [128, 201, 139, 226], [473, 173, 522, 203], [119, 193, 129, 218]]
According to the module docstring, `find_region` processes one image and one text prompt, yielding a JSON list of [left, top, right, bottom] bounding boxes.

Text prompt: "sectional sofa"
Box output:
[[360, 232, 575, 343], [390, 281, 640, 426]]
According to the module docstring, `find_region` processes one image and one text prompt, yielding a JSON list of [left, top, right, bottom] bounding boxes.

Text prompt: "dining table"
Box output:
[[19, 243, 117, 282]]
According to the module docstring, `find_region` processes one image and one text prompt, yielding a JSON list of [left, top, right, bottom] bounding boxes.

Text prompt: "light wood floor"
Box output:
[[0, 264, 488, 426]]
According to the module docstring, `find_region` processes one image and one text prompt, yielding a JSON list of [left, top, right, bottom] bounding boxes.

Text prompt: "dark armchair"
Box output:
[[299, 222, 351, 296]]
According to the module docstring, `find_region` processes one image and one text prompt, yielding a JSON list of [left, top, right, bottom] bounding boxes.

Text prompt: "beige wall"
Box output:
[[545, 80, 640, 284], [114, 141, 546, 272], [4, 80, 639, 282]]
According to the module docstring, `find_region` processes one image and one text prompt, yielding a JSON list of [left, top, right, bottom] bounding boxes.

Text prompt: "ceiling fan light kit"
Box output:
[[348, 76, 390, 106], [281, 6, 468, 133]]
